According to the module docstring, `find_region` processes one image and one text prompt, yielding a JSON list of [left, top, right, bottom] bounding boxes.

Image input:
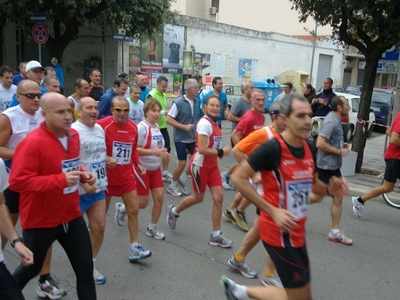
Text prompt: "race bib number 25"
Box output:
[[286, 180, 312, 220]]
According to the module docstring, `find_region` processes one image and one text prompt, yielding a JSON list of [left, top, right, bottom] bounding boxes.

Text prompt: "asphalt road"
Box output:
[[4, 120, 399, 300]]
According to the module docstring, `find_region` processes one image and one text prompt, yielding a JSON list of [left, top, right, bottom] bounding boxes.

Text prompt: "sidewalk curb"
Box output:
[[348, 182, 371, 195]]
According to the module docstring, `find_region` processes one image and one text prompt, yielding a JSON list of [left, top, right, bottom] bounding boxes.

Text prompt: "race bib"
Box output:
[[112, 141, 132, 165], [213, 136, 222, 149], [62, 157, 80, 194], [92, 160, 107, 190], [286, 180, 312, 220]]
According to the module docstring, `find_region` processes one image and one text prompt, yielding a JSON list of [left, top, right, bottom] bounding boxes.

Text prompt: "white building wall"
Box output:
[[180, 16, 344, 88]]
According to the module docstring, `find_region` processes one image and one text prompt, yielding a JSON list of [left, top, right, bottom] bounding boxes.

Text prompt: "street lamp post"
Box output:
[[310, 22, 318, 84]]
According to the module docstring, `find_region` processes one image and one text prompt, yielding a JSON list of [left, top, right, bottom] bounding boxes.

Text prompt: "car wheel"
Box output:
[[344, 124, 353, 142], [367, 124, 375, 137]]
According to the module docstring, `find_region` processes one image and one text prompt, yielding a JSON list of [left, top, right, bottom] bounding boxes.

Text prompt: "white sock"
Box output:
[[119, 204, 126, 213], [93, 257, 97, 266], [131, 242, 139, 249], [171, 207, 179, 216], [211, 230, 221, 237], [331, 229, 340, 235], [232, 283, 250, 299], [149, 223, 157, 229]]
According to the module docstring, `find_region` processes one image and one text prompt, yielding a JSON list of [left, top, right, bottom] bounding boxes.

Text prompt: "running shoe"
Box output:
[[328, 230, 353, 245], [129, 244, 152, 262], [167, 183, 182, 197], [220, 275, 239, 300], [209, 233, 233, 248], [162, 170, 173, 182], [352, 196, 363, 218], [36, 275, 66, 299], [223, 209, 237, 225], [93, 267, 106, 285], [178, 178, 191, 195], [232, 210, 249, 231], [227, 256, 257, 279], [259, 273, 283, 288], [221, 172, 236, 190], [146, 226, 166, 240], [166, 205, 178, 229], [114, 202, 127, 226]]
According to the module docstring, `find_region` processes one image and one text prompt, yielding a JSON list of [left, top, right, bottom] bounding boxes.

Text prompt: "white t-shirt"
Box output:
[[0, 84, 17, 113], [192, 117, 213, 166], [0, 158, 9, 262], [127, 98, 145, 124], [71, 121, 108, 194], [137, 120, 164, 171]]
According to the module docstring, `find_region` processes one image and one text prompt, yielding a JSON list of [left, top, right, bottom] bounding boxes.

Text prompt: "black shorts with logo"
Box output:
[[263, 241, 310, 288]]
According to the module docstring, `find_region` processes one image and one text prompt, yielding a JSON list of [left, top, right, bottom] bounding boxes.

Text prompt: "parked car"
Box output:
[[317, 86, 346, 94], [336, 92, 376, 140], [345, 85, 362, 96], [370, 88, 394, 126], [201, 83, 242, 109], [310, 93, 375, 142]]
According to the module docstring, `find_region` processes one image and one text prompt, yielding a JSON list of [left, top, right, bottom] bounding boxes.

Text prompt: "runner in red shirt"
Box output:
[[97, 96, 150, 263], [224, 89, 266, 231], [352, 113, 400, 217], [221, 94, 348, 300]]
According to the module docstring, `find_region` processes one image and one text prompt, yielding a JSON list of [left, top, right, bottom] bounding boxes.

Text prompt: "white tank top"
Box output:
[[2, 105, 44, 152], [71, 121, 108, 194], [137, 120, 164, 171]]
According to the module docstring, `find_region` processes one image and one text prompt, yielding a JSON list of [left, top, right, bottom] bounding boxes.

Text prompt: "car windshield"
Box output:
[[371, 90, 392, 105], [346, 86, 360, 93]]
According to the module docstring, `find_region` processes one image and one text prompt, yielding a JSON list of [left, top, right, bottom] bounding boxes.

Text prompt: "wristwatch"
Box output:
[[11, 237, 23, 248]]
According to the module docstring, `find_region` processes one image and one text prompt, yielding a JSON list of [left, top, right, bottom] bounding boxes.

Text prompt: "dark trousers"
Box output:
[[0, 262, 24, 299], [13, 216, 96, 300]]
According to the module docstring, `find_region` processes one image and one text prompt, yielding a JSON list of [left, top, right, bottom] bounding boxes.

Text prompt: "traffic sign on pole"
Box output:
[[29, 14, 47, 23], [113, 33, 133, 43], [32, 23, 49, 45]]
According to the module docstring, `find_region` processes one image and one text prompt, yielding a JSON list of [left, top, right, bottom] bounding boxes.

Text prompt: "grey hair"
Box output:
[[269, 100, 281, 111], [251, 88, 265, 99], [280, 93, 308, 117], [240, 81, 252, 93], [43, 75, 59, 86]]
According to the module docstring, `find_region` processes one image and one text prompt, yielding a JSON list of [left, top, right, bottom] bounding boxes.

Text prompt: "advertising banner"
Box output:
[[162, 24, 184, 74]]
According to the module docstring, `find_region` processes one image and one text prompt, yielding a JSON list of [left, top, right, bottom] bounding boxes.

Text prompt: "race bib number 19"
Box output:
[[92, 160, 107, 190], [112, 141, 132, 165], [286, 180, 312, 220], [61, 157, 80, 194]]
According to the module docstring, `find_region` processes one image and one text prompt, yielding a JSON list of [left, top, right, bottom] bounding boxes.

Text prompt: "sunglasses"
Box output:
[[17, 93, 43, 99], [113, 107, 129, 113]]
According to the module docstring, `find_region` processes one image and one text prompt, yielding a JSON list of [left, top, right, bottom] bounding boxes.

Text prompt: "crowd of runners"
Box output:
[[0, 61, 398, 300]]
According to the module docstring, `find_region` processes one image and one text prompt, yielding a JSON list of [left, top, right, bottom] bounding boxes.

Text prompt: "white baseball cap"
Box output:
[[26, 60, 44, 71]]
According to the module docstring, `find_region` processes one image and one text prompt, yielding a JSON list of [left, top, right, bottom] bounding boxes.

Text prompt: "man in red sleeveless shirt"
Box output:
[[221, 94, 348, 300]]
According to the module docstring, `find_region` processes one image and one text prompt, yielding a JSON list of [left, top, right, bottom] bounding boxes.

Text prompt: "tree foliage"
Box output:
[[0, 0, 177, 63], [290, 0, 400, 172]]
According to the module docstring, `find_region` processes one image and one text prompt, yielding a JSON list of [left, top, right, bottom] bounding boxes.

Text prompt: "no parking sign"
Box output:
[[32, 23, 49, 44]]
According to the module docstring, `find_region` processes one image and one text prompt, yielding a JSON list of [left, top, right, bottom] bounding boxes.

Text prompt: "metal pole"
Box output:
[[121, 41, 124, 72], [38, 44, 42, 63], [310, 22, 318, 84]]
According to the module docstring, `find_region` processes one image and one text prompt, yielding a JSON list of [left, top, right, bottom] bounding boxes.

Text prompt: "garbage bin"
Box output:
[[280, 70, 309, 93]]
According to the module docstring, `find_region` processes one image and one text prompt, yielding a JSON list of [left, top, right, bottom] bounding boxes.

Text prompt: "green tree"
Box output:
[[0, 0, 177, 64], [290, 0, 400, 172]]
